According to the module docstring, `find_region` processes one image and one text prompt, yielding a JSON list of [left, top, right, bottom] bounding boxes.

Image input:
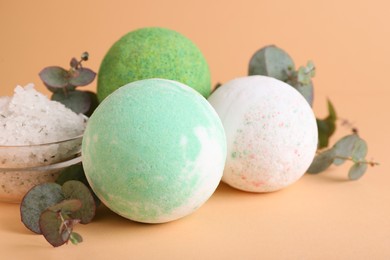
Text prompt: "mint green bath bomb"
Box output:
[[82, 78, 226, 223], [97, 27, 211, 101]]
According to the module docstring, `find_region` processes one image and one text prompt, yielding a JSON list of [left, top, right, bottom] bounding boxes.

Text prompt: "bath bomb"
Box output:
[[82, 78, 226, 223], [97, 27, 211, 101], [208, 76, 317, 192]]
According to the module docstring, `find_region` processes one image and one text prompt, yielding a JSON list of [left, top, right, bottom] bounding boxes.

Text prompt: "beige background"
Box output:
[[0, 0, 389, 259]]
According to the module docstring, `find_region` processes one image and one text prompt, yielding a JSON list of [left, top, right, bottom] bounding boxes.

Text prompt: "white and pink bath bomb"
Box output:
[[208, 76, 318, 192]]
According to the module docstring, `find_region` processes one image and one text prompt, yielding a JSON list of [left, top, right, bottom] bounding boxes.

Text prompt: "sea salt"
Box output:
[[0, 83, 86, 145], [0, 84, 87, 202]]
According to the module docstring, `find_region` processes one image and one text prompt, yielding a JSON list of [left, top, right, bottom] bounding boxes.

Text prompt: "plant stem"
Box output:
[[333, 155, 379, 166], [58, 211, 72, 238]]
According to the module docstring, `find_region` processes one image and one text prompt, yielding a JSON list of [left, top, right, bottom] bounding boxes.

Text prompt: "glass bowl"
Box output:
[[0, 135, 83, 203]]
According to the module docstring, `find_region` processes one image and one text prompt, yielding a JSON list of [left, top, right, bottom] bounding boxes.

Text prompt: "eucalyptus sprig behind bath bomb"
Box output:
[[248, 45, 378, 180], [39, 52, 98, 116], [248, 45, 314, 106]]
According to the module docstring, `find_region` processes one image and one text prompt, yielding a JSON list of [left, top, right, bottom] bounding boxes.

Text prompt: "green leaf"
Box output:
[[307, 149, 335, 174], [317, 99, 337, 149], [56, 163, 101, 206], [20, 183, 64, 234], [327, 99, 337, 121], [69, 232, 83, 245], [62, 181, 96, 224], [348, 163, 368, 180], [70, 58, 78, 69], [48, 199, 82, 214], [85, 91, 99, 117], [39, 210, 70, 247], [351, 138, 368, 161], [52, 90, 91, 115], [248, 45, 295, 82], [56, 163, 88, 186], [331, 134, 368, 164], [69, 68, 96, 86], [291, 80, 314, 106], [317, 119, 335, 148], [333, 157, 346, 166], [81, 52, 89, 61], [297, 60, 315, 85], [64, 84, 77, 92], [248, 46, 315, 106], [39, 66, 69, 89], [332, 134, 359, 158]]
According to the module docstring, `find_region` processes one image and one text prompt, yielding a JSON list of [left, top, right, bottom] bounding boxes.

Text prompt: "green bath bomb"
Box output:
[[97, 27, 211, 101], [82, 78, 226, 223]]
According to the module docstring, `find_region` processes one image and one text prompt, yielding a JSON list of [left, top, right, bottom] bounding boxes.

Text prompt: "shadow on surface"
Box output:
[[213, 181, 285, 198], [0, 202, 32, 235], [305, 170, 351, 183], [91, 203, 184, 231]]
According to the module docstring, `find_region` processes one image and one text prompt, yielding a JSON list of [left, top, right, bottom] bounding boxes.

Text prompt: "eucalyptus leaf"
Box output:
[[333, 134, 359, 158], [39, 210, 70, 247], [317, 119, 334, 148], [249, 45, 315, 106], [56, 163, 101, 206], [61, 227, 72, 243], [39, 66, 69, 89], [348, 163, 368, 180], [307, 149, 335, 174], [85, 91, 99, 117], [297, 60, 315, 85], [69, 68, 96, 86], [56, 163, 88, 186], [64, 85, 77, 92], [48, 199, 82, 214], [327, 98, 337, 121], [52, 90, 91, 115], [70, 58, 78, 68], [248, 45, 295, 82], [333, 157, 346, 166], [69, 232, 83, 245], [317, 99, 337, 149], [289, 61, 315, 106], [20, 183, 64, 234], [290, 81, 314, 106], [62, 181, 96, 224], [332, 134, 368, 164], [351, 138, 368, 161], [297, 67, 308, 85], [81, 51, 89, 61]]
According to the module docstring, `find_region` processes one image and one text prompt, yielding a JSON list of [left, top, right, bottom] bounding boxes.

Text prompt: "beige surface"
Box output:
[[0, 0, 389, 259]]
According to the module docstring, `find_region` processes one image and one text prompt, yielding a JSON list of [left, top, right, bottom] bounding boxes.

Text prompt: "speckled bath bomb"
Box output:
[[97, 27, 211, 101], [82, 78, 226, 223], [208, 76, 317, 192]]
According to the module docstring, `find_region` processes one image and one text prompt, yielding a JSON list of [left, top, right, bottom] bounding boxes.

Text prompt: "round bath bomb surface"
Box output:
[[97, 27, 211, 101], [208, 75, 317, 192], [82, 78, 226, 223]]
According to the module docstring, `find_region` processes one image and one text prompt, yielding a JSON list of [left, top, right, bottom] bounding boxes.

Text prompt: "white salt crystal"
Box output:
[[0, 84, 87, 202], [0, 83, 86, 145]]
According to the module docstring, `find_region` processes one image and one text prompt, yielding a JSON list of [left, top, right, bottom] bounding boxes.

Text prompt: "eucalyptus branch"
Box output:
[[333, 155, 379, 166]]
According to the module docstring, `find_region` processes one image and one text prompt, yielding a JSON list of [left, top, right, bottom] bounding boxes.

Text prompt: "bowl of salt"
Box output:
[[0, 84, 87, 203]]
